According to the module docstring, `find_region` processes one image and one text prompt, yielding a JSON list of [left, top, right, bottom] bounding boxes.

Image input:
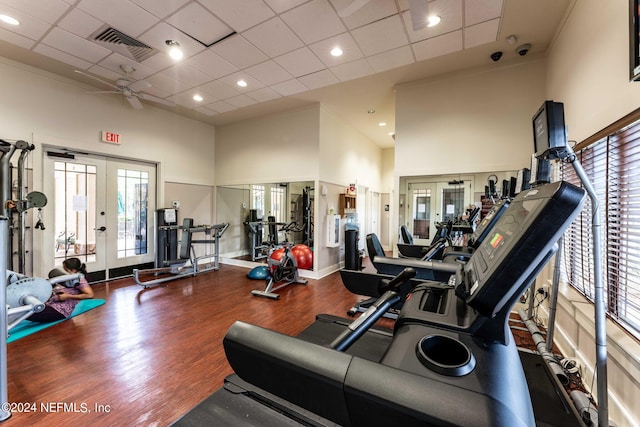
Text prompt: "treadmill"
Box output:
[[175, 181, 585, 427]]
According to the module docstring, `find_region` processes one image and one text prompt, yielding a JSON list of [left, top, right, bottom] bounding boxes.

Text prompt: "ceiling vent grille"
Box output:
[[91, 25, 156, 63]]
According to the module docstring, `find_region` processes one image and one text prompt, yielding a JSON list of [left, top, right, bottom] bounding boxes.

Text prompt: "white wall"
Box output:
[[318, 106, 382, 192], [394, 58, 547, 177], [0, 58, 216, 190], [215, 103, 383, 277], [547, 0, 640, 142], [545, 1, 640, 425], [214, 105, 320, 185]]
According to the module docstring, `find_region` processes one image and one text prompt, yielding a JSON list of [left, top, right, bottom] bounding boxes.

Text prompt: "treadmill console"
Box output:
[[467, 198, 509, 248], [457, 181, 585, 317]]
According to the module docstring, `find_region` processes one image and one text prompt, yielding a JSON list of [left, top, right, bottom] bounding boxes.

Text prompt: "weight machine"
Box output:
[[134, 216, 229, 289], [0, 217, 83, 422]]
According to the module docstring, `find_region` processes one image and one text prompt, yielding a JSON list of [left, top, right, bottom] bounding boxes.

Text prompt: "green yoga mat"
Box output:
[[7, 299, 106, 343]]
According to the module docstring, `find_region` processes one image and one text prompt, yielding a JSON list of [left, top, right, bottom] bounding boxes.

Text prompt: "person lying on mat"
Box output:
[[29, 257, 94, 323]]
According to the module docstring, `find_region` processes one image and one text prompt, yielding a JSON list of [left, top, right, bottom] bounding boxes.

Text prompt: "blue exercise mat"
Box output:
[[7, 299, 106, 343]]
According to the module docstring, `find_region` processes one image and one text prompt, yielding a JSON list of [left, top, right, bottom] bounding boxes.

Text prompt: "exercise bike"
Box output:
[[251, 222, 310, 299]]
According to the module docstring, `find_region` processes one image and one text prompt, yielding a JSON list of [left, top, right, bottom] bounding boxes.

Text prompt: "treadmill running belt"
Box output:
[[519, 350, 583, 427]]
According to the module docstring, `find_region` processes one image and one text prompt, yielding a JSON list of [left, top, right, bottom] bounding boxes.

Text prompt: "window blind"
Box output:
[[561, 120, 640, 337]]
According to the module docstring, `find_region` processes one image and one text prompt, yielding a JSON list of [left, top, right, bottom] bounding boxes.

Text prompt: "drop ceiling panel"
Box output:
[[162, 63, 212, 87], [350, 14, 409, 56], [412, 30, 462, 62], [330, 57, 373, 81], [245, 60, 292, 86], [0, 27, 35, 49], [217, 72, 265, 91], [199, 80, 242, 101], [247, 86, 282, 103], [263, 0, 308, 14], [209, 35, 269, 69], [309, 32, 364, 67], [464, 18, 499, 49], [402, 0, 463, 43], [243, 17, 304, 57], [58, 8, 104, 39], [225, 94, 257, 108], [185, 50, 238, 80], [198, 0, 275, 32], [207, 100, 237, 113], [0, 6, 52, 41], [333, 0, 399, 30], [0, 0, 71, 24], [42, 27, 111, 63], [274, 47, 325, 78], [367, 45, 414, 73], [280, 0, 346, 44], [138, 22, 205, 59], [271, 78, 307, 96], [129, 0, 190, 19], [165, 2, 232, 46], [465, 0, 503, 26], [76, 0, 159, 37], [33, 43, 93, 69], [297, 69, 339, 89], [96, 53, 158, 79]]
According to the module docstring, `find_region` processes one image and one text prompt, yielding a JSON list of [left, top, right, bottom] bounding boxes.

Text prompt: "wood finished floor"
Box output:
[[4, 262, 389, 426]]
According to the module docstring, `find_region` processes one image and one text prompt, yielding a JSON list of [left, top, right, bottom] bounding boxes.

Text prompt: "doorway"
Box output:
[[405, 180, 472, 244], [42, 152, 156, 281]]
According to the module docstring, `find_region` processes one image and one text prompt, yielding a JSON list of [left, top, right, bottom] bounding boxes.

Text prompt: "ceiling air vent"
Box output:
[[91, 25, 157, 63]]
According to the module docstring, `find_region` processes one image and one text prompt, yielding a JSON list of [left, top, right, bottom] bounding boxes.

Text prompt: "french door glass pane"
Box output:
[[53, 161, 96, 264], [117, 169, 149, 258]]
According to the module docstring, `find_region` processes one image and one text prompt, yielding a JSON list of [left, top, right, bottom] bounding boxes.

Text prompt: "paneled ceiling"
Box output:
[[0, 0, 571, 147]]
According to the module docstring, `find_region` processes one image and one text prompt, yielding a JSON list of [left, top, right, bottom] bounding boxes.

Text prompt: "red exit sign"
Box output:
[[101, 131, 121, 145]]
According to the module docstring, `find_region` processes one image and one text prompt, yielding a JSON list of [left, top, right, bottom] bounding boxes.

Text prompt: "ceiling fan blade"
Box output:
[[337, 0, 371, 17], [88, 90, 120, 94], [126, 96, 144, 110], [128, 79, 152, 92], [74, 70, 120, 90], [408, 0, 430, 31], [136, 92, 176, 107]]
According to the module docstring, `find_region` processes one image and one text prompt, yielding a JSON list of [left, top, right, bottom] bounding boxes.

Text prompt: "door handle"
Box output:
[[94, 226, 106, 232]]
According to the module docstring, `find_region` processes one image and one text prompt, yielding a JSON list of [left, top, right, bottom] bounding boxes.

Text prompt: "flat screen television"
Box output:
[[630, 0, 640, 81], [532, 100, 567, 159]]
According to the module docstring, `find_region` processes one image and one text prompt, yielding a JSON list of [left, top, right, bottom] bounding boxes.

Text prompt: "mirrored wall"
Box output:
[[216, 181, 314, 269], [399, 171, 518, 244]]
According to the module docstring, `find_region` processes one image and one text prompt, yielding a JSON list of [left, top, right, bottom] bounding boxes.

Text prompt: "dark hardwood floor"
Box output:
[[4, 261, 387, 426]]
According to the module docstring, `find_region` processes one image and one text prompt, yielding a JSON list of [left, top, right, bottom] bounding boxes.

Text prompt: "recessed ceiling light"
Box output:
[[237, 79, 248, 87], [166, 40, 183, 60], [0, 15, 19, 26], [378, 122, 386, 127], [427, 15, 441, 27], [193, 94, 203, 102], [330, 47, 343, 57], [367, 109, 375, 114]]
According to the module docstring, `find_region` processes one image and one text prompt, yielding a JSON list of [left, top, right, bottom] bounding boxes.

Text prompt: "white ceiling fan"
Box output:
[[74, 64, 174, 110], [337, 0, 430, 31]]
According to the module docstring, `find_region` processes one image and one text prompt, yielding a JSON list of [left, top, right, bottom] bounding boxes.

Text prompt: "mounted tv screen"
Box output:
[[532, 100, 567, 159]]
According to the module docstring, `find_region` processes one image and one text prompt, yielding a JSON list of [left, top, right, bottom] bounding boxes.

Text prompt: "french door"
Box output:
[[406, 181, 471, 244], [43, 152, 156, 280]]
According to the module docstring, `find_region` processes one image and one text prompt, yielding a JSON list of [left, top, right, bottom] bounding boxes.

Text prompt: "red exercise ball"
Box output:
[[269, 247, 286, 271], [291, 244, 313, 270]]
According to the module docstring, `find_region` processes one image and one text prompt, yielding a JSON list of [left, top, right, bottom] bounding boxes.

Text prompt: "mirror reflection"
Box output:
[[216, 182, 314, 269], [399, 171, 518, 245]]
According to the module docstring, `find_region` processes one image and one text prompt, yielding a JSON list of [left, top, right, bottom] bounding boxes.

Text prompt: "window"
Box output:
[[116, 168, 149, 258], [251, 185, 265, 218], [270, 186, 286, 223], [53, 161, 97, 264], [561, 119, 640, 337]]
